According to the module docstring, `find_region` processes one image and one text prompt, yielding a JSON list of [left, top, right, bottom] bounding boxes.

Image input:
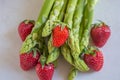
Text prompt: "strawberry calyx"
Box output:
[[32, 48, 41, 57], [53, 20, 70, 33], [23, 19, 35, 25], [92, 20, 109, 28], [82, 46, 98, 56], [39, 55, 47, 68], [54, 20, 70, 29], [53, 25, 69, 34]]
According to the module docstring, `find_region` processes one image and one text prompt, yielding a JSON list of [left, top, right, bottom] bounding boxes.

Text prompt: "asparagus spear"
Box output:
[[42, 0, 64, 37], [61, 43, 74, 65], [69, 0, 85, 54], [80, 0, 98, 52], [64, 0, 78, 28], [58, 0, 68, 21], [20, 0, 55, 53], [64, 0, 78, 52], [46, 36, 60, 64]]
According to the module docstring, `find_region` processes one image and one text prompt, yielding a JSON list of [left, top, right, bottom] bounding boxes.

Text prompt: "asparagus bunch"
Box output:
[[19, 0, 99, 80]]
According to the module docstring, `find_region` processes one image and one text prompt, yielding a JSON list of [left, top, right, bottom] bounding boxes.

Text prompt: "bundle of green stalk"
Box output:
[[19, 0, 110, 80]]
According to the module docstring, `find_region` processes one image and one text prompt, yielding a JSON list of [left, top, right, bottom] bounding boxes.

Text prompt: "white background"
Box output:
[[0, 0, 120, 80]]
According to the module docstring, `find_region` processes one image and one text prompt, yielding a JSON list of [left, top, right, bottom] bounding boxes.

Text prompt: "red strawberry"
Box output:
[[52, 25, 69, 47], [18, 20, 35, 41], [91, 22, 111, 47], [83, 50, 104, 71], [36, 62, 54, 80], [20, 51, 40, 71]]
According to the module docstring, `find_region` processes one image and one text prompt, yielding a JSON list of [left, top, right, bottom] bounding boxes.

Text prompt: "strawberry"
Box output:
[[83, 50, 104, 71], [90, 22, 111, 48], [36, 62, 54, 80], [52, 25, 69, 47], [20, 51, 40, 71], [18, 20, 35, 41]]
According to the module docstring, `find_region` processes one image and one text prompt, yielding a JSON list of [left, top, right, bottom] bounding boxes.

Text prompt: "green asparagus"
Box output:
[[64, 0, 78, 29], [58, 0, 68, 21], [80, 0, 98, 52], [61, 43, 74, 65], [46, 36, 60, 64]]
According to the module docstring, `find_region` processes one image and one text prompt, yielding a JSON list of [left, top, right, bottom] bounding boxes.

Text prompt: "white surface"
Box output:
[[0, 0, 120, 80]]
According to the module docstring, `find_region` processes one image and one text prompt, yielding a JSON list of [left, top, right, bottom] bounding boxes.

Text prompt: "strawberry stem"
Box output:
[[33, 49, 37, 57], [40, 55, 46, 67]]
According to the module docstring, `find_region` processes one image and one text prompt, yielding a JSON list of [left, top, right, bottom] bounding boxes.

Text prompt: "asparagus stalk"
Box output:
[[61, 44, 74, 65], [49, 0, 64, 20], [42, 0, 64, 37], [69, 0, 85, 54], [80, 0, 98, 52], [58, 0, 68, 21], [64, 0, 78, 29], [20, 0, 55, 53], [46, 36, 60, 64]]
